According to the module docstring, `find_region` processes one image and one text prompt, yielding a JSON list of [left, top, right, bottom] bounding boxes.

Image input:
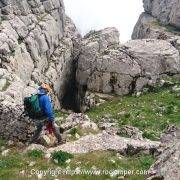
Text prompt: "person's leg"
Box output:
[[30, 121, 44, 143], [52, 122, 62, 143]]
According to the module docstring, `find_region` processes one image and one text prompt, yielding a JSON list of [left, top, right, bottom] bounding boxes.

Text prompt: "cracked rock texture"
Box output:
[[47, 131, 160, 154], [148, 127, 180, 180], [0, 0, 81, 141], [143, 0, 180, 29], [60, 113, 91, 132], [76, 28, 180, 111], [132, 0, 180, 54]]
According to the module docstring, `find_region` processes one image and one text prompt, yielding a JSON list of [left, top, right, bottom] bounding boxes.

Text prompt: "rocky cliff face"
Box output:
[[132, 0, 180, 52], [143, 0, 180, 29], [0, 0, 81, 141], [76, 27, 180, 111]]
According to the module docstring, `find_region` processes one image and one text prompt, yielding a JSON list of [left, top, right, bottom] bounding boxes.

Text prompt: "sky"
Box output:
[[63, 0, 144, 42]]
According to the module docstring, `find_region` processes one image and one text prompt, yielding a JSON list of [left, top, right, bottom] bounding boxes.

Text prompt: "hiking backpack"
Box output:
[[24, 94, 43, 119]]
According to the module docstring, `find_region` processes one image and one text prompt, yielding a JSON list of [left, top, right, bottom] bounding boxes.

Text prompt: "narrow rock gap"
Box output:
[[60, 57, 80, 113], [128, 76, 139, 94]]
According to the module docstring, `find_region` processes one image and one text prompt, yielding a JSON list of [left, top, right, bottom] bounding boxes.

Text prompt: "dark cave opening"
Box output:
[[60, 58, 81, 113]]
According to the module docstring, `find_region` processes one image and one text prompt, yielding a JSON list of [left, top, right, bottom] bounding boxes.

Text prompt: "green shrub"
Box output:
[[1, 16, 7, 21], [51, 151, 74, 165], [164, 25, 180, 36], [27, 150, 44, 158], [139, 155, 155, 170], [143, 131, 157, 140]]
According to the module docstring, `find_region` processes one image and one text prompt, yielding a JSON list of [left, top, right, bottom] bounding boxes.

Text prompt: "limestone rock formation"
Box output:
[[119, 125, 143, 140], [143, 0, 180, 29], [132, 0, 180, 55], [47, 131, 160, 154], [60, 113, 91, 132], [0, 0, 81, 141], [132, 12, 180, 52], [148, 127, 180, 180], [76, 28, 180, 111]]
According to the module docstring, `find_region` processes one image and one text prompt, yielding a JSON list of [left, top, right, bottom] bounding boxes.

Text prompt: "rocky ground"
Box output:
[[0, 0, 180, 141], [0, 77, 179, 180]]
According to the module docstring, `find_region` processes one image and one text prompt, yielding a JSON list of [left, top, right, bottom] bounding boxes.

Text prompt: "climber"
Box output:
[[30, 82, 62, 145]]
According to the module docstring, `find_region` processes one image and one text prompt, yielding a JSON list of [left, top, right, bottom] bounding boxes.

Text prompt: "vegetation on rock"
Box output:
[[87, 78, 180, 141]]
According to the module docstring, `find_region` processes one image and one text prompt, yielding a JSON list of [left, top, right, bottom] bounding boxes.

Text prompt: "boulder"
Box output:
[[132, 0, 180, 58], [60, 113, 91, 132], [99, 122, 117, 130], [76, 28, 180, 110], [124, 39, 180, 77], [81, 121, 99, 131], [160, 125, 179, 144], [172, 85, 180, 93], [0, 0, 81, 141], [81, 91, 114, 110], [40, 134, 56, 147], [25, 144, 45, 153]]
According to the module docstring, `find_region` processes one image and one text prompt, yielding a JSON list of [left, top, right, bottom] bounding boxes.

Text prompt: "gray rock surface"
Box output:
[[124, 39, 180, 77], [1, 0, 180, 147], [47, 131, 160, 154], [80, 91, 115, 110], [98, 117, 119, 135], [143, 0, 180, 29], [132, 0, 180, 56], [25, 144, 45, 153], [119, 125, 143, 140], [76, 28, 180, 110], [132, 13, 180, 52], [0, 0, 81, 141], [148, 127, 180, 180], [160, 125, 180, 143], [80, 121, 99, 132], [60, 113, 91, 132]]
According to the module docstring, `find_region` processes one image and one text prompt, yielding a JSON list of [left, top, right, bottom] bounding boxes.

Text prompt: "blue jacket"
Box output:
[[38, 87, 54, 121]]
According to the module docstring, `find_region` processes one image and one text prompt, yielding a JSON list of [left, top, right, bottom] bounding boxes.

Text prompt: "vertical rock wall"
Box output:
[[0, 0, 81, 141], [132, 1, 180, 52], [143, 0, 180, 29]]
